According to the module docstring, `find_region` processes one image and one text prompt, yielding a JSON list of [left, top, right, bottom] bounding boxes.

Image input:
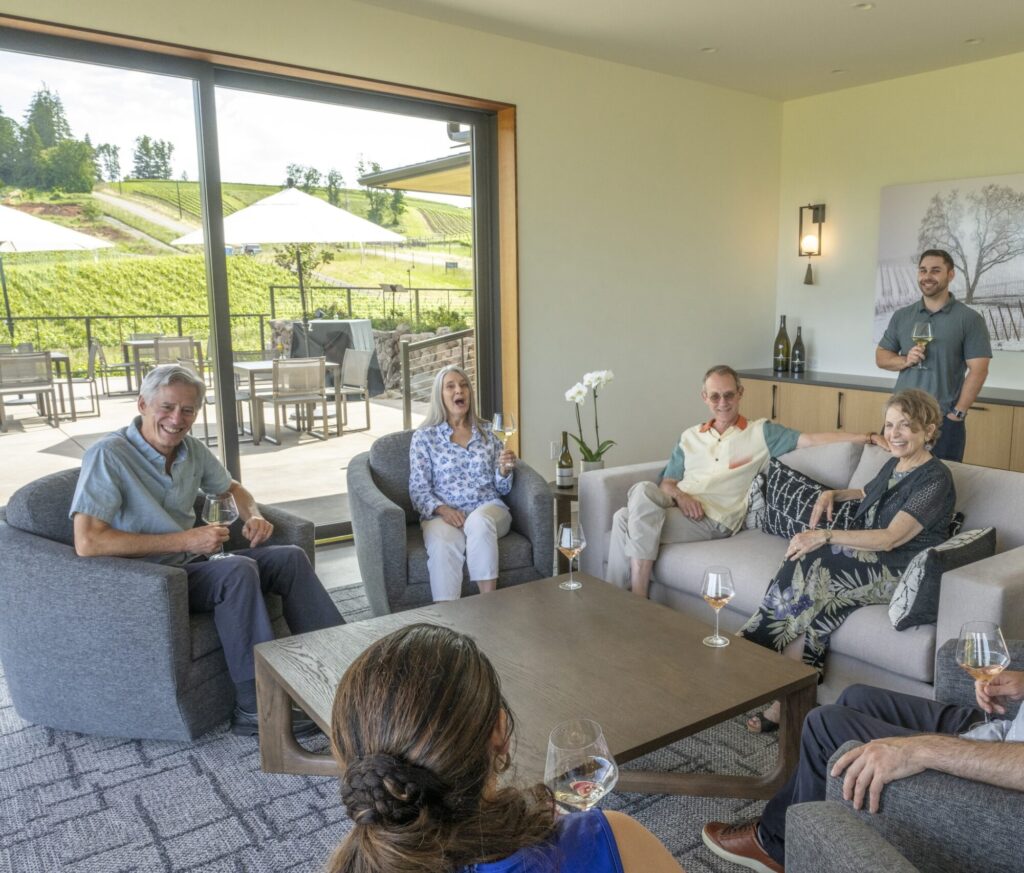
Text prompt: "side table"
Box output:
[[547, 480, 578, 573]]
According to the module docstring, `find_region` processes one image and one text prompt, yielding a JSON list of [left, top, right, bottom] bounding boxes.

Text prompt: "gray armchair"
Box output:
[[0, 468, 315, 741], [786, 639, 1024, 873], [348, 429, 553, 616]]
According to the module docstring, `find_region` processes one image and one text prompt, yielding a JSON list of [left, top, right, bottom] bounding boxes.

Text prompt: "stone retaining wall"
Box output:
[[373, 325, 476, 396]]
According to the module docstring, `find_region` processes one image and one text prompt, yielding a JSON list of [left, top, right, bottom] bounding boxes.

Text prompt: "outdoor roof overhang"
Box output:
[[357, 151, 471, 196]]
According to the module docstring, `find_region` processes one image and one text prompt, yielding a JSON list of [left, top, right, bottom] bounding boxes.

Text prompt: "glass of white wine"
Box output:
[[956, 621, 1010, 726], [545, 718, 618, 815], [701, 566, 734, 648], [911, 321, 933, 370], [557, 523, 586, 590], [201, 492, 239, 561], [492, 412, 517, 471]]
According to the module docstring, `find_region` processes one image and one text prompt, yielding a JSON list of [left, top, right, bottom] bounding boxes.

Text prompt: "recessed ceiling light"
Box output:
[[964, 37, 984, 46], [700, 46, 718, 53], [852, 2, 874, 9], [831, 68, 848, 75]]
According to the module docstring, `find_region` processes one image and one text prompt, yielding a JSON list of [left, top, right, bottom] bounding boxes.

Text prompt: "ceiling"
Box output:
[[359, 0, 1024, 100]]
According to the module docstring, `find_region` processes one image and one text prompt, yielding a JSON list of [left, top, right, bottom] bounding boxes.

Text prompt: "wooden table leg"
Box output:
[[615, 681, 817, 799], [255, 651, 339, 776]]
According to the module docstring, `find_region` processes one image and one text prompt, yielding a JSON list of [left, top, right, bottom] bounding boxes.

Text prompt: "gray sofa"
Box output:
[[348, 429, 553, 616], [0, 468, 314, 741], [786, 639, 1023, 873], [579, 441, 1024, 702]]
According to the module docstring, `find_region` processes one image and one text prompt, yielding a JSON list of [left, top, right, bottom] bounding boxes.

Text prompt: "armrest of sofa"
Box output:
[[825, 741, 1024, 872], [504, 461, 553, 578], [934, 638, 1024, 717], [224, 502, 315, 566], [578, 461, 664, 579], [347, 452, 408, 616], [936, 546, 1024, 665], [786, 802, 917, 873]]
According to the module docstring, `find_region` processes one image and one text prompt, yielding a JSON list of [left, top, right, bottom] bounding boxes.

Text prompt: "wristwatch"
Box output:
[[951, 407, 967, 420]]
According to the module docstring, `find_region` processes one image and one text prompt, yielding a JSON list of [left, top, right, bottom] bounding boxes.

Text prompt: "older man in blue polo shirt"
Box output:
[[70, 364, 343, 737], [876, 249, 992, 462]]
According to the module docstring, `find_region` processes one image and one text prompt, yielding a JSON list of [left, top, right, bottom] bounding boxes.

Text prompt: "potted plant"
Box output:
[[565, 370, 615, 473]]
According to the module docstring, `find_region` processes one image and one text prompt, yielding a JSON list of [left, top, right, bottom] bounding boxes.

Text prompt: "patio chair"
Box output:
[[89, 340, 134, 396], [0, 352, 57, 432], [252, 356, 328, 446], [176, 358, 251, 447], [0, 468, 316, 741], [130, 332, 164, 341], [152, 335, 197, 371], [0, 343, 35, 354], [347, 429, 553, 615], [337, 348, 372, 433], [66, 343, 101, 417]]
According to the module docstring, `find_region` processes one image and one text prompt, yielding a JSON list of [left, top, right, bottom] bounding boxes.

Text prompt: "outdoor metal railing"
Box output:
[[268, 284, 475, 325], [400, 328, 475, 429]]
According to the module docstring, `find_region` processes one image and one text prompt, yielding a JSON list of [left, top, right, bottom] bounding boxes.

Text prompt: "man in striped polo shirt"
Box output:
[[606, 364, 883, 598]]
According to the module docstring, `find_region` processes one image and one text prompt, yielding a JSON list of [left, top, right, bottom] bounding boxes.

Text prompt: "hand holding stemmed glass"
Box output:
[[911, 322, 933, 370], [545, 718, 619, 814], [557, 522, 586, 590], [957, 621, 1010, 726], [492, 412, 517, 474], [701, 566, 735, 648], [201, 492, 239, 560]]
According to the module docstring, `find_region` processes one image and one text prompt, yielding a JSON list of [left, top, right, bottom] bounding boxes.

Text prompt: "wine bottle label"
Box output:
[[556, 467, 573, 487]]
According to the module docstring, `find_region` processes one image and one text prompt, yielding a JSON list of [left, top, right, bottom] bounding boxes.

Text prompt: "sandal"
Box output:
[[746, 712, 780, 734]]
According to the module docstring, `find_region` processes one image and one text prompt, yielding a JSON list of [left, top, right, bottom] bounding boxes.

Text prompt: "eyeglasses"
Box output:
[[705, 392, 738, 403]]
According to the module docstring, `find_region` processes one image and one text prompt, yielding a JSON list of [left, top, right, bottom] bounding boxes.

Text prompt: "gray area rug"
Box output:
[[1, 585, 776, 872]]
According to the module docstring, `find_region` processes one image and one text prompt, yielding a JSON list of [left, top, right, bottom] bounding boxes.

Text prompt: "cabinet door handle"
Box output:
[[837, 391, 844, 429], [771, 384, 777, 420], [970, 406, 988, 412]]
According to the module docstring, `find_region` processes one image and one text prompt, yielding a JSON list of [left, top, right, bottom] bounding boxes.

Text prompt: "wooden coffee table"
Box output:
[[255, 573, 817, 799]]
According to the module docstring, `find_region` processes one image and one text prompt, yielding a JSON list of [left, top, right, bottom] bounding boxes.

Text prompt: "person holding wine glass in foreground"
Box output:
[[328, 623, 684, 873], [741, 389, 955, 734], [69, 364, 344, 737], [703, 632, 1024, 873], [409, 365, 517, 601]]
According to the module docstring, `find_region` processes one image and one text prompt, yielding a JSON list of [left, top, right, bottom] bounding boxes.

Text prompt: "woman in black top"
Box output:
[[743, 389, 955, 732]]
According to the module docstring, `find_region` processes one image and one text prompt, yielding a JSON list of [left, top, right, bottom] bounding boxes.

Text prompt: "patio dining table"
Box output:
[[233, 358, 343, 445]]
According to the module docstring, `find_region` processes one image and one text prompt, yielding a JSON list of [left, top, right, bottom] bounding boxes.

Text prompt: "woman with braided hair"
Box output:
[[328, 623, 683, 873]]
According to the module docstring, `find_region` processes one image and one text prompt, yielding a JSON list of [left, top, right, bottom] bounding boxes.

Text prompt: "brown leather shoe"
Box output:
[[702, 820, 784, 873]]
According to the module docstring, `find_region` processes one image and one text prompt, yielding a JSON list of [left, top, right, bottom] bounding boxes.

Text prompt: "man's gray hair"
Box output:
[[702, 364, 742, 389], [140, 364, 206, 408]]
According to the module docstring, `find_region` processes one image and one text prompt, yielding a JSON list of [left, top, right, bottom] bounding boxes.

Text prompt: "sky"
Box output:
[[0, 49, 470, 206]]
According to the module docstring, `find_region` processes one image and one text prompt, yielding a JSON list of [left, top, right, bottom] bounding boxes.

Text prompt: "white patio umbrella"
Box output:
[[0, 204, 114, 337], [173, 187, 405, 350]]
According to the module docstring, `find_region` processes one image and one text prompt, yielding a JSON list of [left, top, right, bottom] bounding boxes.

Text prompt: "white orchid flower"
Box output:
[[583, 370, 614, 390], [565, 382, 587, 404]]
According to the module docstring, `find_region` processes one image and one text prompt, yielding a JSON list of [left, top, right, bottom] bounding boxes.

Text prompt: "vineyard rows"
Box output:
[[418, 206, 472, 238]]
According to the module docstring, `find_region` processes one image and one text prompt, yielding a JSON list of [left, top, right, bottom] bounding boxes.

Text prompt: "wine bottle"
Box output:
[[772, 315, 791, 374], [791, 326, 806, 375], [556, 431, 574, 488]]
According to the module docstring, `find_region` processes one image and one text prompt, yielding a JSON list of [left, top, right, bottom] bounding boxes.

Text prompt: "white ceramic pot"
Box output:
[[580, 459, 605, 475]]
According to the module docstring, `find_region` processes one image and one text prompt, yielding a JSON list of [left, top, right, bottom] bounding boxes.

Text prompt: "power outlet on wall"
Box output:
[[550, 441, 559, 460]]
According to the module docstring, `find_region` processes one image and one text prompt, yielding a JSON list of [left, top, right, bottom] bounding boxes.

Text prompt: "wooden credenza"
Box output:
[[738, 369, 1024, 472]]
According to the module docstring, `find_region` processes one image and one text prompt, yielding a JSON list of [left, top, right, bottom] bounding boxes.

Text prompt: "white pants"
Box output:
[[421, 503, 512, 601]]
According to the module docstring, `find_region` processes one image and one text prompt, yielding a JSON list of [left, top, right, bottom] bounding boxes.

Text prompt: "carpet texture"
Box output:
[[1, 585, 779, 872]]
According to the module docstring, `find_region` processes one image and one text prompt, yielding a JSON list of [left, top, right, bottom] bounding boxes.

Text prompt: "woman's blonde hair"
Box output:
[[328, 624, 555, 873], [886, 389, 942, 445]]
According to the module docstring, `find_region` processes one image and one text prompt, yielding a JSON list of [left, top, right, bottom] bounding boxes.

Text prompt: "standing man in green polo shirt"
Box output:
[[876, 249, 992, 462]]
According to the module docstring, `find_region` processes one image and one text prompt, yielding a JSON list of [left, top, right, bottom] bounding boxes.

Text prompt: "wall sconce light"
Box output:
[[798, 203, 825, 285]]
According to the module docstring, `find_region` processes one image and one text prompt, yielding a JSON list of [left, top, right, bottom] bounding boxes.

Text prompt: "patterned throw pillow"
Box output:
[[743, 472, 767, 530], [760, 459, 860, 540], [889, 527, 997, 631]]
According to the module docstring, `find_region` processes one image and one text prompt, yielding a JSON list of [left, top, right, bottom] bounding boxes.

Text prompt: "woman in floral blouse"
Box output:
[[409, 365, 517, 601], [742, 389, 955, 732]]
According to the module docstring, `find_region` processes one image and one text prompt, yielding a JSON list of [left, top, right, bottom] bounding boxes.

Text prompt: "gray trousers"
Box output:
[[605, 481, 730, 587]]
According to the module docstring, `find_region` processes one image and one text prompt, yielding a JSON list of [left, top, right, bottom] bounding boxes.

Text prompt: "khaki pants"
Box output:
[[605, 481, 730, 587]]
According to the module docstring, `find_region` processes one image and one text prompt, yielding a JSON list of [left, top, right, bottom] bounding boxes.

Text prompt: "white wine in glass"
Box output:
[[557, 522, 586, 591], [956, 621, 1010, 726], [701, 566, 734, 648], [201, 492, 239, 561], [911, 322, 933, 370], [492, 412, 517, 471], [545, 719, 619, 814]]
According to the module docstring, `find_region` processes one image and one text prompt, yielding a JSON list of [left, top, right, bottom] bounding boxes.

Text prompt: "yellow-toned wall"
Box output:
[[0, 1, 782, 468], [776, 52, 1024, 392]]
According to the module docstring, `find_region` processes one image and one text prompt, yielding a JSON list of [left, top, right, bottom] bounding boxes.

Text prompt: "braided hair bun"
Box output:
[[342, 753, 451, 827]]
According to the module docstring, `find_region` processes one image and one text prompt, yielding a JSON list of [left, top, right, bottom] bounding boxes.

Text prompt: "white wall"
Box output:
[[2, 0, 783, 468], [776, 51, 1024, 392]]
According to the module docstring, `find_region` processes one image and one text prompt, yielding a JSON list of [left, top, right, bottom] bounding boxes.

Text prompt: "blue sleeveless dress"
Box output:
[[462, 809, 624, 873]]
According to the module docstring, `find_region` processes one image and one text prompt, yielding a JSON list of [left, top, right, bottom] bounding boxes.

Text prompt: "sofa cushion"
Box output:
[[4, 468, 80, 546], [742, 473, 767, 530], [368, 430, 418, 524], [848, 444, 891, 492], [831, 605, 937, 683], [777, 441, 863, 489], [945, 462, 1024, 552], [406, 526, 535, 586], [889, 528, 997, 631], [760, 459, 860, 540]]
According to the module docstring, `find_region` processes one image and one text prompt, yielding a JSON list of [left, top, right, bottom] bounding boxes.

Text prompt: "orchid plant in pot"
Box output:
[[565, 370, 615, 472]]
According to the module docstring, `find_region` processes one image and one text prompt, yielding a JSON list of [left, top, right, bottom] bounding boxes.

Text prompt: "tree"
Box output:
[[94, 143, 121, 182], [918, 185, 1024, 302], [15, 125, 43, 188], [132, 135, 174, 179], [23, 85, 72, 148], [273, 243, 334, 287], [300, 166, 321, 192], [357, 158, 389, 226], [38, 139, 95, 192], [325, 168, 344, 206], [389, 189, 406, 225], [0, 107, 20, 185], [152, 139, 174, 179]]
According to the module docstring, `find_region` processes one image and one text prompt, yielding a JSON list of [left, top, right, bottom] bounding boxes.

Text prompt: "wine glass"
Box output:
[[545, 718, 619, 814], [492, 412, 517, 471], [201, 492, 239, 561], [701, 566, 735, 648], [557, 523, 586, 590], [956, 621, 1010, 726], [911, 322, 933, 370]]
